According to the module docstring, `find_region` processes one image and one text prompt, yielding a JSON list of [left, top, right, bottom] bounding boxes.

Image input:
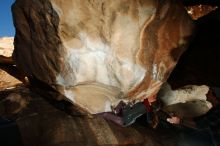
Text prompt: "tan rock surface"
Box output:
[[12, 0, 194, 114], [0, 37, 14, 57], [158, 83, 212, 118], [0, 37, 21, 90], [0, 69, 21, 91]]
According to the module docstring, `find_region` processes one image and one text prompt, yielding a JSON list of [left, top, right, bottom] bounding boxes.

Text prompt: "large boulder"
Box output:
[[12, 0, 194, 114], [158, 83, 212, 118]]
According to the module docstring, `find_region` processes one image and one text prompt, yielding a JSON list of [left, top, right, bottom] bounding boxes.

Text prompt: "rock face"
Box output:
[[0, 37, 22, 90], [12, 0, 194, 114], [0, 69, 21, 91], [158, 83, 212, 118], [0, 37, 14, 57], [158, 83, 210, 106]]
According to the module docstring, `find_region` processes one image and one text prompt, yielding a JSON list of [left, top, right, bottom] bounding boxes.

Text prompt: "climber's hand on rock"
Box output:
[[167, 116, 181, 124]]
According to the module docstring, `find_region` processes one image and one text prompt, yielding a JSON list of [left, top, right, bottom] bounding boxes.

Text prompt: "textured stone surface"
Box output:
[[158, 83, 212, 118], [0, 37, 14, 57], [0, 87, 180, 146], [0, 87, 30, 118], [159, 83, 210, 106], [0, 69, 21, 91], [0, 37, 22, 90], [186, 5, 218, 20], [0, 37, 26, 85], [12, 0, 194, 114]]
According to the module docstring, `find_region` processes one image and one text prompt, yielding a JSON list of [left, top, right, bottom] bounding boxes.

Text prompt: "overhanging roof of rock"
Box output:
[[12, 0, 194, 114]]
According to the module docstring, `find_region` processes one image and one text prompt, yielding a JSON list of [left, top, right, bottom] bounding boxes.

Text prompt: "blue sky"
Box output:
[[0, 0, 16, 37]]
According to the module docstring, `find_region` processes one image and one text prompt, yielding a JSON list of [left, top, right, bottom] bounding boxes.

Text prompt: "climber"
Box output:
[[98, 94, 160, 127]]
